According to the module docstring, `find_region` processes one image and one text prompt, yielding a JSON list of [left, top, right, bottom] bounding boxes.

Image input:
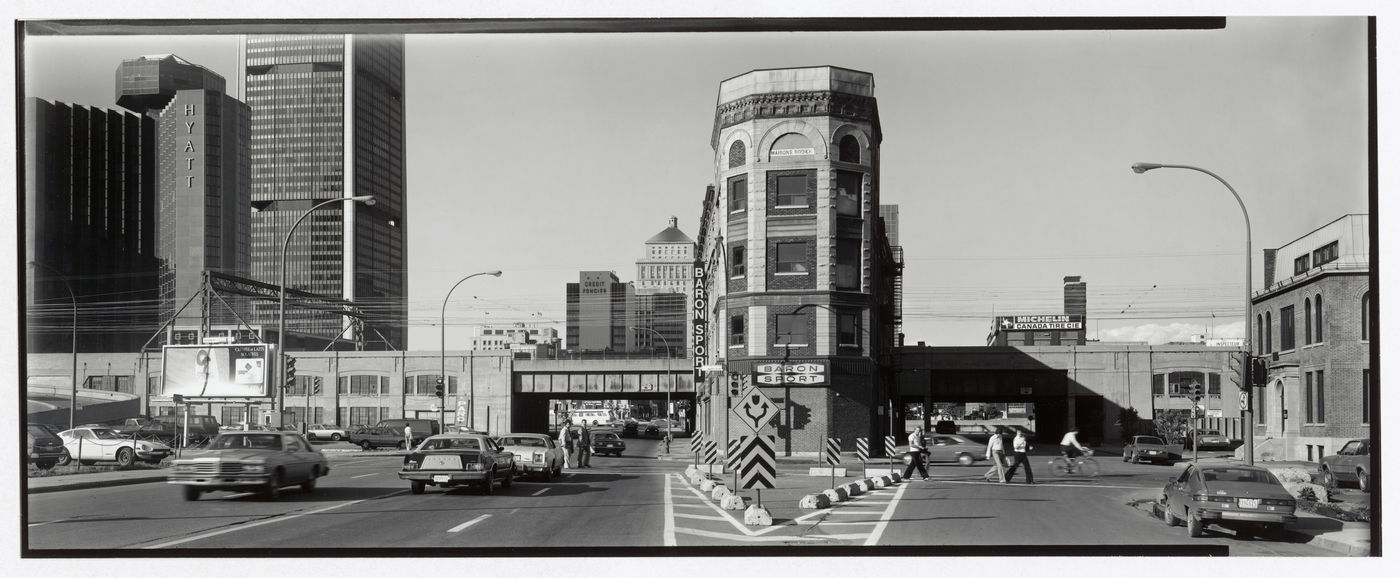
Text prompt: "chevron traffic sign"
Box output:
[[824, 437, 841, 466], [725, 439, 742, 471], [884, 435, 897, 457], [690, 431, 705, 453], [856, 437, 869, 462], [703, 439, 719, 464], [738, 435, 776, 489]]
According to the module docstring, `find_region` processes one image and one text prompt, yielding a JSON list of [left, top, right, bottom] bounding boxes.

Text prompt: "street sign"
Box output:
[[884, 435, 897, 457], [754, 362, 827, 385], [738, 435, 777, 489], [824, 437, 842, 466], [1239, 391, 1249, 411], [732, 386, 781, 433], [725, 439, 742, 471], [703, 440, 719, 465], [856, 437, 869, 462], [690, 431, 705, 454]]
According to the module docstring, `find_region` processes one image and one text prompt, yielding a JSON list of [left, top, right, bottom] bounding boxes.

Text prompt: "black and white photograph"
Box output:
[[6, 1, 1389, 572]]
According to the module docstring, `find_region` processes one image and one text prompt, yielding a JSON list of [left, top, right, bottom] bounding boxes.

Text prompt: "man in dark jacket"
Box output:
[[577, 424, 593, 468]]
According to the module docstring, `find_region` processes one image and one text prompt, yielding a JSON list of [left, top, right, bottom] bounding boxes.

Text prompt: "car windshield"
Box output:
[[500, 437, 545, 447], [1200, 430, 1221, 436], [88, 428, 125, 440], [211, 434, 283, 450], [595, 433, 619, 440], [1202, 468, 1278, 484], [423, 438, 480, 451], [1138, 437, 1165, 445]]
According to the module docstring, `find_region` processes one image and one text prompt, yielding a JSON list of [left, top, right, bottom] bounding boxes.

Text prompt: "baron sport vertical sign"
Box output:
[[692, 260, 709, 382]]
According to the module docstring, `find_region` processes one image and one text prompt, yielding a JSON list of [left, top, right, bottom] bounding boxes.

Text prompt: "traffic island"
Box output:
[[711, 485, 732, 502], [744, 504, 773, 526], [857, 479, 876, 492], [873, 475, 893, 488], [843, 482, 864, 496], [821, 487, 849, 503], [721, 494, 746, 510], [799, 493, 832, 509]]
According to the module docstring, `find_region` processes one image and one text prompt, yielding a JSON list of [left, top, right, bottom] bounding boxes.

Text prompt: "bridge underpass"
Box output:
[[509, 357, 695, 435]]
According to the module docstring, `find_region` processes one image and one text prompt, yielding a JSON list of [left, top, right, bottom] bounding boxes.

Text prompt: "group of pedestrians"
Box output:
[[984, 428, 1034, 484], [558, 422, 593, 468]]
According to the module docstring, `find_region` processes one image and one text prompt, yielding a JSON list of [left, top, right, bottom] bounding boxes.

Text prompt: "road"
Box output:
[[24, 440, 1339, 555]]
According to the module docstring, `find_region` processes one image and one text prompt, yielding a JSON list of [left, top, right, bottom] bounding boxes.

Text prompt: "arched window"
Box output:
[[1265, 311, 1273, 353], [1361, 292, 1371, 340], [1304, 298, 1312, 345], [839, 135, 861, 163], [728, 140, 746, 168], [1315, 293, 1323, 343], [1256, 314, 1264, 354]]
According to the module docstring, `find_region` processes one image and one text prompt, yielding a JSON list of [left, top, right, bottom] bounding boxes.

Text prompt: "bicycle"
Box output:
[[1049, 448, 1100, 477]]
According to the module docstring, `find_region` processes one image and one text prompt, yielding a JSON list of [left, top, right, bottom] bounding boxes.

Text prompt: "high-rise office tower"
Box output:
[[116, 54, 251, 330], [565, 271, 636, 353], [634, 216, 694, 356], [245, 34, 406, 350]]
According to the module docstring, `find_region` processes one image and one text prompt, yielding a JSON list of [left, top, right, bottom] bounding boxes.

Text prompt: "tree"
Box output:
[[1117, 407, 1143, 442], [1152, 409, 1192, 445]]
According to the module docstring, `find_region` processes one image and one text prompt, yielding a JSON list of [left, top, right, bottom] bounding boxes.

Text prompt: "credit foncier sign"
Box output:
[[996, 314, 1085, 331]]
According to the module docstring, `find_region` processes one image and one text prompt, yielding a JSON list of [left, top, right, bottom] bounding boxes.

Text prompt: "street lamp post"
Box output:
[[1131, 162, 1254, 465], [441, 270, 503, 432], [278, 195, 376, 428], [29, 261, 78, 430], [629, 326, 676, 445]]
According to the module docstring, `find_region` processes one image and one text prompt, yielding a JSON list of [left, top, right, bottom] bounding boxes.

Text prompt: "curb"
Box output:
[[27, 475, 168, 494], [1295, 532, 1370, 556]]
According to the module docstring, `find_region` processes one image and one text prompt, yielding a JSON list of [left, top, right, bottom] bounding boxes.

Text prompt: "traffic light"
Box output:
[[284, 356, 297, 391], [312, 377, 322, 395], [434, 377, 445, 398], [1189, 382, 1203, 401], [728, 372, 743, 398], [1249, 356, 1270, 387]]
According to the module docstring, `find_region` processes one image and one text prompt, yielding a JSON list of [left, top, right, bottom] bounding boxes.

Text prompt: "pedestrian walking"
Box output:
[[984, 432, 1007, 483], [902, 426, 929, 481], [403, 424, 413, 450], [1004, 429, 1035, 484], [578, 423, 593, 467], [560, 425, 574, 469]]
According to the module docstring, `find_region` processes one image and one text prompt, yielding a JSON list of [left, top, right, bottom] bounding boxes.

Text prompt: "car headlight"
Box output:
[[464, 462, 480, 471], [138, 443, 152, 451], [403, 459, 418, 471], [242, 464, 265, 473]]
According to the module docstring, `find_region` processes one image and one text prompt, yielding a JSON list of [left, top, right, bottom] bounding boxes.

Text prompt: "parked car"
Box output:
[[54, 426, 174, 467], [1159, 464, 1297, 539], [167, 431, 329, 501], [373, 419, 439, 445], [1124, 435, 1176, 464], [620, 420, 639, 438], [399, 433, 516, 495], [1185, 429, 1232, 451], [591, 431, 626, 456], [110, 416, 179, 442], [151, 414, 223, 445], [904, 434, 984, 466], [28, 423, 66, 470], [346, 426, 410, 450], [1319, 438, 1371, 492], [305, 423, 349, 442], [496, 433, 565, 481]]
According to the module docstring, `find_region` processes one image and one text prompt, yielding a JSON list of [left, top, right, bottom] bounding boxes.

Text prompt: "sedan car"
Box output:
[[1319, 438, 1371, 492], [399, 433, 516, 495], [28, 424, 66, 470], [305, 423, 349, 442], [1123, 435, 1174, 464], [620, 421, 639, 438], [903, 434, 984, 466], [496, 433, 565, 481], [591, 431, 626, 456], [1185, 429, 1232, 451], [346, 426, 409, 450], [55, 426, 173, 467], [1160, 464, 1297, 539], [167, 431, 329, 501]]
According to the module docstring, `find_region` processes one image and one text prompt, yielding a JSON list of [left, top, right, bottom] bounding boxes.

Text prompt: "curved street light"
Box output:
[[28, 260, 78, 430], [1131, 162, 1254, 465], [628, 325, 676, 444], [441, 270, 503, 431], [278, 195, 376, 428]]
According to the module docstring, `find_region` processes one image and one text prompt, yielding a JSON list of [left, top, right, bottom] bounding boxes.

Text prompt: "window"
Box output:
[[728, 175, 747, 212], [1304, 298, 1312, 345], [1265, 311, 1273, 354], [775, 241, 808, 274], [1305, 372, 1314, 423], [1209, 373, 1221, 395], [836, 238, 861, 289], [775, 174, 808, 207], [1257, 381, 1267, 424], [287, 375, 313, 396], [1294, 254, 1311, 275], [728, 140, 746, 168], [839, 135, 861, 163], [1361, 292, 1370, 340], [1362, 369, 1370, 424], [775, 313, 810, 346], [1314, 293, 1323, 343], [1312, 241, 1339, 267], [729, 314, 745, 347], [349, 407, 377, 426], [405, 374, 457, 395], [1256, 314, 1264, 355], [1279, 306, 1295, 351], [148, 375, 162, 395], [838, 313, 860, 347], [836, 170, 862, 216], [1152, 374, 1165, 395], [221, 407, 244, 427], [730, 245, 745, 277], [1315, 370, 1324, 424]]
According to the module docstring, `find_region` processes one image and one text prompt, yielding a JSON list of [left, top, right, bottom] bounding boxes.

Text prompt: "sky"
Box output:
[[16, 18, 1373, 351]]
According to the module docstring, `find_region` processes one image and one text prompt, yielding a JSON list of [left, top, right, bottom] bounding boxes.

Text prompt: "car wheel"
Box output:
[[34, 461, 57, 470], [301, 467, 318, 493], [957, 453, 975, 467], [183, 486, 201, 501], [1358, 470, 1370, 493], [541, 464, 554, 482], [1162, 501, 1180, 527], [360, 440, 373, 451], [1320, 467, 1335, 488], [502, 466, 514, 489], [331, 433, 343, 441], [1123, 452, 1130, 462], [55, 449, 71, 467], [482, 469, 495, 495], [262, 470, 282, 500], [1186, 510, 1204, 537], [410, 480, 425, 494], [114, 447, 136, 468]]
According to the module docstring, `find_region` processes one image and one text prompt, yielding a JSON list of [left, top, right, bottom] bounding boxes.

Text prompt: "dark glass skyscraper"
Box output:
[[244, 35, 406, 350]]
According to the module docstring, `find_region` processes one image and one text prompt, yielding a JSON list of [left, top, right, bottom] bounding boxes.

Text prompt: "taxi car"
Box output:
[[1319, 438, 1371, 492], [591, 431, 626, 456], [1159, 464, 1297, 539], [167, 431, 329, 501], [497, 433, 565, 481], [399, 433, 516, 495], [55, 426, 173, 467]]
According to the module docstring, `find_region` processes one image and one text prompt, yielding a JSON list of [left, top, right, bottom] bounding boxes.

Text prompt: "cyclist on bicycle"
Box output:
[[1059, 426, 1087, 472]]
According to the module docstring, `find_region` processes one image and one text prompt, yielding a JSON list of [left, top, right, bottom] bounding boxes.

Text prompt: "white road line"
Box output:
[[335, 459, 374, 466], [27, 519, 64, 528], [815, 521, 881, 526], [673, 503, 709, 508], [532, 488, 550, 496], [674, 513, 729, 521], [144, 499, 366, 549], [350, 473, 377, 479], [662, 471, 677, 546], [447, 514, 491, 533], [863, 479, 909, 546], [941, 479, 1145, 490], [826, 510, 883, 515], [673, 527, 824, 542]]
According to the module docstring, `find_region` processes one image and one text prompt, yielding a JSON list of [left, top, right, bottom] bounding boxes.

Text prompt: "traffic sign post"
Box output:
[[885, 435, 897, 472], [732, 386, 780, 433], [824, 437, 842, 489], [738, 434, 776, 494], [690, 431, 705, 467], [856, 437, 869, 477]]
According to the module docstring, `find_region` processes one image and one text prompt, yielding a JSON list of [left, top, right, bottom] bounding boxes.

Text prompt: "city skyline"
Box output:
[[18, 19, 1371, 353]]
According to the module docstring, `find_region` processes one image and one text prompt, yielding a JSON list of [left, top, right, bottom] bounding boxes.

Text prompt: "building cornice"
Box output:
[[710, 90, 881, 149]]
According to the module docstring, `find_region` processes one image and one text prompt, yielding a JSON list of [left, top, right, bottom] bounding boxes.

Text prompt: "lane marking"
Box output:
[[662, 470, 677, 546], [144, 499, 366, 549], [674, 527, 869, 542], [863, 479, 909, 546], [674, 513, 729, 521], [941, 479, 1145, 490], [350, 473, 377, 479], [814, 520, 880, 526], [532, 488, 550, 496], [27, 519, 65, 528], [673, 503, 709, 509], [334, 459, 375, 466], [447, 514, 491, 533]]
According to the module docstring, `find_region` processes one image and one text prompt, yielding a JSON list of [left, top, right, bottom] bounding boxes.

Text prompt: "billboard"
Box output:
[[161, 344, 273, 398], [995, 314, 1085, 331]]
